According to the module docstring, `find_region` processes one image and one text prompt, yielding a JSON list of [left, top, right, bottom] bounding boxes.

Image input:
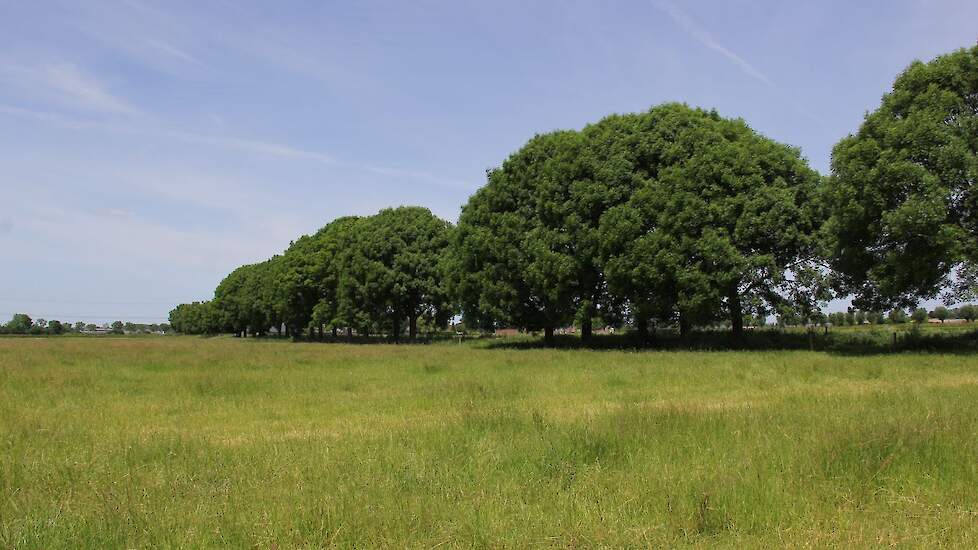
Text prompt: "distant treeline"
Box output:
[[171, 46, 978, 345], [0, 314, 170, 335], [824, 306, 978, 327]]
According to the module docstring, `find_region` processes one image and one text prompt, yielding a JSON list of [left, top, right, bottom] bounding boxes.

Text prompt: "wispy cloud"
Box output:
[[0, 103, 336, 162], [0, 104, 470, 190], [4, 184, 272, 275], [0, 62, 139, 115], [141, 37, 204, 67], [354, 163, 470, 190], [159, 131, 472, 189], [70, 8, 206, 75], [42, 63, 139, 114], [652, 1, 773, 87], [161, 130, 339, 165], [650, 1, 828, 128]]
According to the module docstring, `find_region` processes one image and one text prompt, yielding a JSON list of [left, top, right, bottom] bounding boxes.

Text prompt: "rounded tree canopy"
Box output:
[[455, 103, 823, 338], [594, 104, 823, 332], [454, 130, 592, 333], [824, 45, 978, 309], [337, 206, 454, 339]]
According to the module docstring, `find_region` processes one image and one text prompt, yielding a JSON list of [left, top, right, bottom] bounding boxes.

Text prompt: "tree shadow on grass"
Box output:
[[237, 326, 978, 355], [241, 333, 460, 346], [474, 327, 978, 356]]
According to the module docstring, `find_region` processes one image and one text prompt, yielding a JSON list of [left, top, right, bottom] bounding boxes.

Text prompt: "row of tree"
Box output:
[[0, 314, 170, 335], [824, 305, 978, 327], [171, 46, 978, 345], [171, 208, 453, 342]]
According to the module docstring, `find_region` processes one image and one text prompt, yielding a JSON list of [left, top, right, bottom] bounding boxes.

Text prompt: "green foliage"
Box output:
[[158, 45, 978, 346], [932, 305, 950, 322], [455, 104, 824, 344], [47, 320, 64, 334], [337, 207, 453, 341], [214, 263, 265, 336], [257, 217, 365, 339], [958, 304, 978, 322], [887, 309, 908, 324], [168, 302, 221, 335], [204, 208, 454, 341], [453, 130, 594, 342], [912, 307, 929, 323], [296, 217, 361, 333], [824, 45, 978, 309], [4, 313, 32, 334]]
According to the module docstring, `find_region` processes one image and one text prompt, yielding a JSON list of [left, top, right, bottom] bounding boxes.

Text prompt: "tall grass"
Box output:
[[2, 337, 978, 547]]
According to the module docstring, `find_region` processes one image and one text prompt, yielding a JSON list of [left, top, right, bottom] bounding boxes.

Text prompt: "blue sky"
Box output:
[[1, 0, 976, 324]]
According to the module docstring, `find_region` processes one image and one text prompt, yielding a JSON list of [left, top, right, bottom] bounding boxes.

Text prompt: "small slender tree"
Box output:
[[959, 304, 977, 322], [887, 309, 908, 324], [911, 308, 928, 323]]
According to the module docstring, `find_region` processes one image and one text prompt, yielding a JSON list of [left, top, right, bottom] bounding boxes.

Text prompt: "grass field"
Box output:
[[3, 335, 978, 547]]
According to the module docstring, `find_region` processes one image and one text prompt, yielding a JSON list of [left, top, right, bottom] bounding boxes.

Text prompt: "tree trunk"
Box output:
[[332, 327, 338, 338], [581, 315, 593, 343], [679, 314, 692, 341], [635, 313, 650, 346], [391, 316, 400, 344], [318, 324, 323, 341], [284, 324, 290, 338], [729, 287, 744, 339], [346, 327, 353, 341], [544, 326, 555, 346], [409, 316, 418, 342]]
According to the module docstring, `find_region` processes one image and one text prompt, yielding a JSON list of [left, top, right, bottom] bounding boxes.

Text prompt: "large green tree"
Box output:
[[280, 216, 361, 339], [596, 104, 824, 340], [211, 258, 285, 337], [168, 301, 221, 334], [4, 313, 32, 334], [213, 263, 258, 336], [454, 130, 612, 344], [824, 45, 978, 308], [252, 257, 287, 336], [338, 207, 453, 342], [457, 104, 822, 344]]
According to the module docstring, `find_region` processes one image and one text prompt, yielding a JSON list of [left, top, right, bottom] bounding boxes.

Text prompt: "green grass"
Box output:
[[3, 336, 978, 547]]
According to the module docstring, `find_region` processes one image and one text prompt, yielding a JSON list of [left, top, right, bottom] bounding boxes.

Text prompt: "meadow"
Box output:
[[3, 334, 978, 547]]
